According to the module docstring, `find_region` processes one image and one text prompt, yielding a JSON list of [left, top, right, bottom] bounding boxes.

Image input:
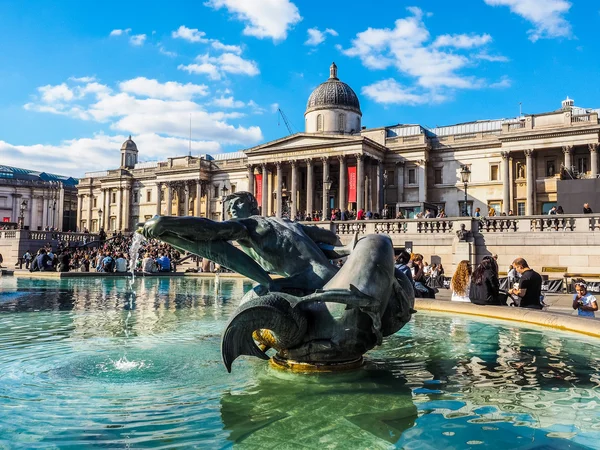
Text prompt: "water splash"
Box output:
[[129, 233, 147, 280]]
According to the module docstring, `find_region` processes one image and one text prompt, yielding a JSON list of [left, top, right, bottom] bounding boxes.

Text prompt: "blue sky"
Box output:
[[1, 0, 598, 176]]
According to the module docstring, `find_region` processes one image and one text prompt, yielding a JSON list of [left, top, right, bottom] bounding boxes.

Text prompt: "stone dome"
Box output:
[[306, 63, 361, 115], [120, 135, 138, 151]]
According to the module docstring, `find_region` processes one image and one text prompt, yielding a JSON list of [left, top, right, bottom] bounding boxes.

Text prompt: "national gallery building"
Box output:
[[76, 63, 600, 232]]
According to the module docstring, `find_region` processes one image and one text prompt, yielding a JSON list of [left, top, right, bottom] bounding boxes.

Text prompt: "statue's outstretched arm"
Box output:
[[300, 224, 340, 246], [141, 216, 248, 242]]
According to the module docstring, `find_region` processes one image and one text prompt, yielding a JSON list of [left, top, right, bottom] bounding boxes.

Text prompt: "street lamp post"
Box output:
[[98, 208, 103, 231], [221, 185, 229, 221], [323, 176, 333, 221], [18, 200, 27, 229], [460, 165, 471, 217]]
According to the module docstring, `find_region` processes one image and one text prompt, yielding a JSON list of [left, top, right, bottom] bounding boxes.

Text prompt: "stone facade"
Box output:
[[0, 166, 78, 231], [76, 66, 600, 232]]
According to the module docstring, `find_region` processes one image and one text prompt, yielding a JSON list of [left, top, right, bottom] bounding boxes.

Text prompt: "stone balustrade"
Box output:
[[301, 215, 600, 236], [0, 230, 97, 243]]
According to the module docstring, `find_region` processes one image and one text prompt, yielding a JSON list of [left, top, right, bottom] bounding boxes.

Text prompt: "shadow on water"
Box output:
[[220, 364, 418, 447]]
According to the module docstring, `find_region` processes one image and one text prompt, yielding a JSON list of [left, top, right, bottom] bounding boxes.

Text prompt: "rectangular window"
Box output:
[[93, 197, 97, 207], [577, 157, 588, 174], [91, 219, 98, 232], [546, 160, 556, 177], [146, 190, 151, 202], [517, 201, 526, 216], [434, 168, 443, 185], [408, 168, 416, 185], [111, 192, 116, 203], [458, 201, 473, 217], [231, 184, 236, 193], [214, 186, 219, 198], [386, 170, 395, 185], [490, 164, 499, 181], [133, 190, 139, 203], [282, 176, 287, 190], [488, 201, 501, 215]]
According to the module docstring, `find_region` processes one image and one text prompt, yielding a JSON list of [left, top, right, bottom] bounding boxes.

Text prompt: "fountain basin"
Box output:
[[0, 276, 599, 449]]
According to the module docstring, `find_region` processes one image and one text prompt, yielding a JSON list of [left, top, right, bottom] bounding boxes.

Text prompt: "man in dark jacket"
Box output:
[[509, 258, 543, 309]]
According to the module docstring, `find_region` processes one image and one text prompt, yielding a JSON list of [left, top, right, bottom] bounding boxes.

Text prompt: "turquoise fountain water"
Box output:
[[0, 276, 599, 449]]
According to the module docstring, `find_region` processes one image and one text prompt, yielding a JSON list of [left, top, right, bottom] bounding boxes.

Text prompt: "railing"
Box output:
[[572, 114, 591, 123], [299, 215, 600, 235], [508, 122, 525, 131], [0, 230, 98, 242]]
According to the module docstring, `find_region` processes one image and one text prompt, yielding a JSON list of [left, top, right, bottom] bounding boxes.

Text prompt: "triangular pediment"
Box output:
[[244, 133, 365, 155]]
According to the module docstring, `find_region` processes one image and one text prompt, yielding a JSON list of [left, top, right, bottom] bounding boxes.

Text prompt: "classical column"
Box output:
[[589, 143, 599, 178], [525, 149, 535, 215], [104, 189, 110, 229], [247, 164, 255, 196], [195, 181, 202, 216], [501, 151, 510, 214], [76, 194, 83, 231], [322, 157, 329, 221], [276, 162, 283, 218], [338, 155, 346, 211], [30, 196, 38, 230], [166, 184, 173, 216], [509, 156, 514, 213], [376, 160, 383, 214], [122, 186, 131, 231], [205, 182, 212, 219], [562, 145, 573, 171], [261, 164, 268, 216], [418, 159, 428, 203], [87, 192, 93, 230], [356, 154, 365, 212], [184, 183, 191, 216], [42, 197, 49, 229], [290, 160, 298, 220], [306, 159, 314, 215], [155, 182, 162, 216], [116, 187, 123, 231], [396, 161, 404, 207]]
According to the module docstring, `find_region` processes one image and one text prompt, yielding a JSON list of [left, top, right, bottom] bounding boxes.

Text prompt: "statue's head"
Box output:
[[225, 191, 260, 218]]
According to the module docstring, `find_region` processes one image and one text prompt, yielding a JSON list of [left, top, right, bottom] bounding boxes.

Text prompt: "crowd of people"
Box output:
[[24, 231, 181, 274], [447, 256, 598, 317]]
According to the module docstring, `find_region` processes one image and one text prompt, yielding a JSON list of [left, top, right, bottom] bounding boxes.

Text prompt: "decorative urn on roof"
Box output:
[[304, 63, 362, 135]]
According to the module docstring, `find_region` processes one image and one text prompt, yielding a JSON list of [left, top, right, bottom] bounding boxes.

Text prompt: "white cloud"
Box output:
[[171, 25, 209, 43], [432, 33, 492, 49], [475, 52, 509, 62], [362, 79, 446, 105], [211, 40, 242, 54], [490, 76, 512, 88], [270, 102, 280, 113], [23, 77, 263, 149], [205, 0, 302, 41], [341, 7, 504, 104], [305, 27, 338, 46], [212, 96, 245, 108], [129, 34, 147, 46], [69, 76, 96, 83], [178, 52, 259, 79], [119, 77, 209, 100], [483, 0, 572, 41], [109, 28, 131, 36], [38, 83, 75, 103], [0, 134, 223, 177], [178, 62, 221, 80], [158, 45, 177, 57]]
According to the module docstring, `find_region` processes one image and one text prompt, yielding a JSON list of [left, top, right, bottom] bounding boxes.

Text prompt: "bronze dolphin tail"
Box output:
[[221, 294, 308, 372]]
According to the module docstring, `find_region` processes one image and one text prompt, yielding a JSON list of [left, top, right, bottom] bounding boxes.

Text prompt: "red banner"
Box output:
[[255, 174, 262, 207], [347, 166, 357, 203]]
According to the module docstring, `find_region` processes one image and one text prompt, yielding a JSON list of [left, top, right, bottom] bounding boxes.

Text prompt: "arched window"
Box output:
[[338, 113, 346, 132], [317, 114, 323, 131]]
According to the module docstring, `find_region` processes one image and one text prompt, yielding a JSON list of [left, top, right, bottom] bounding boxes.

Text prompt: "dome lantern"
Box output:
[[120, 135, 138, 169], [304, 63, 362, 134]]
